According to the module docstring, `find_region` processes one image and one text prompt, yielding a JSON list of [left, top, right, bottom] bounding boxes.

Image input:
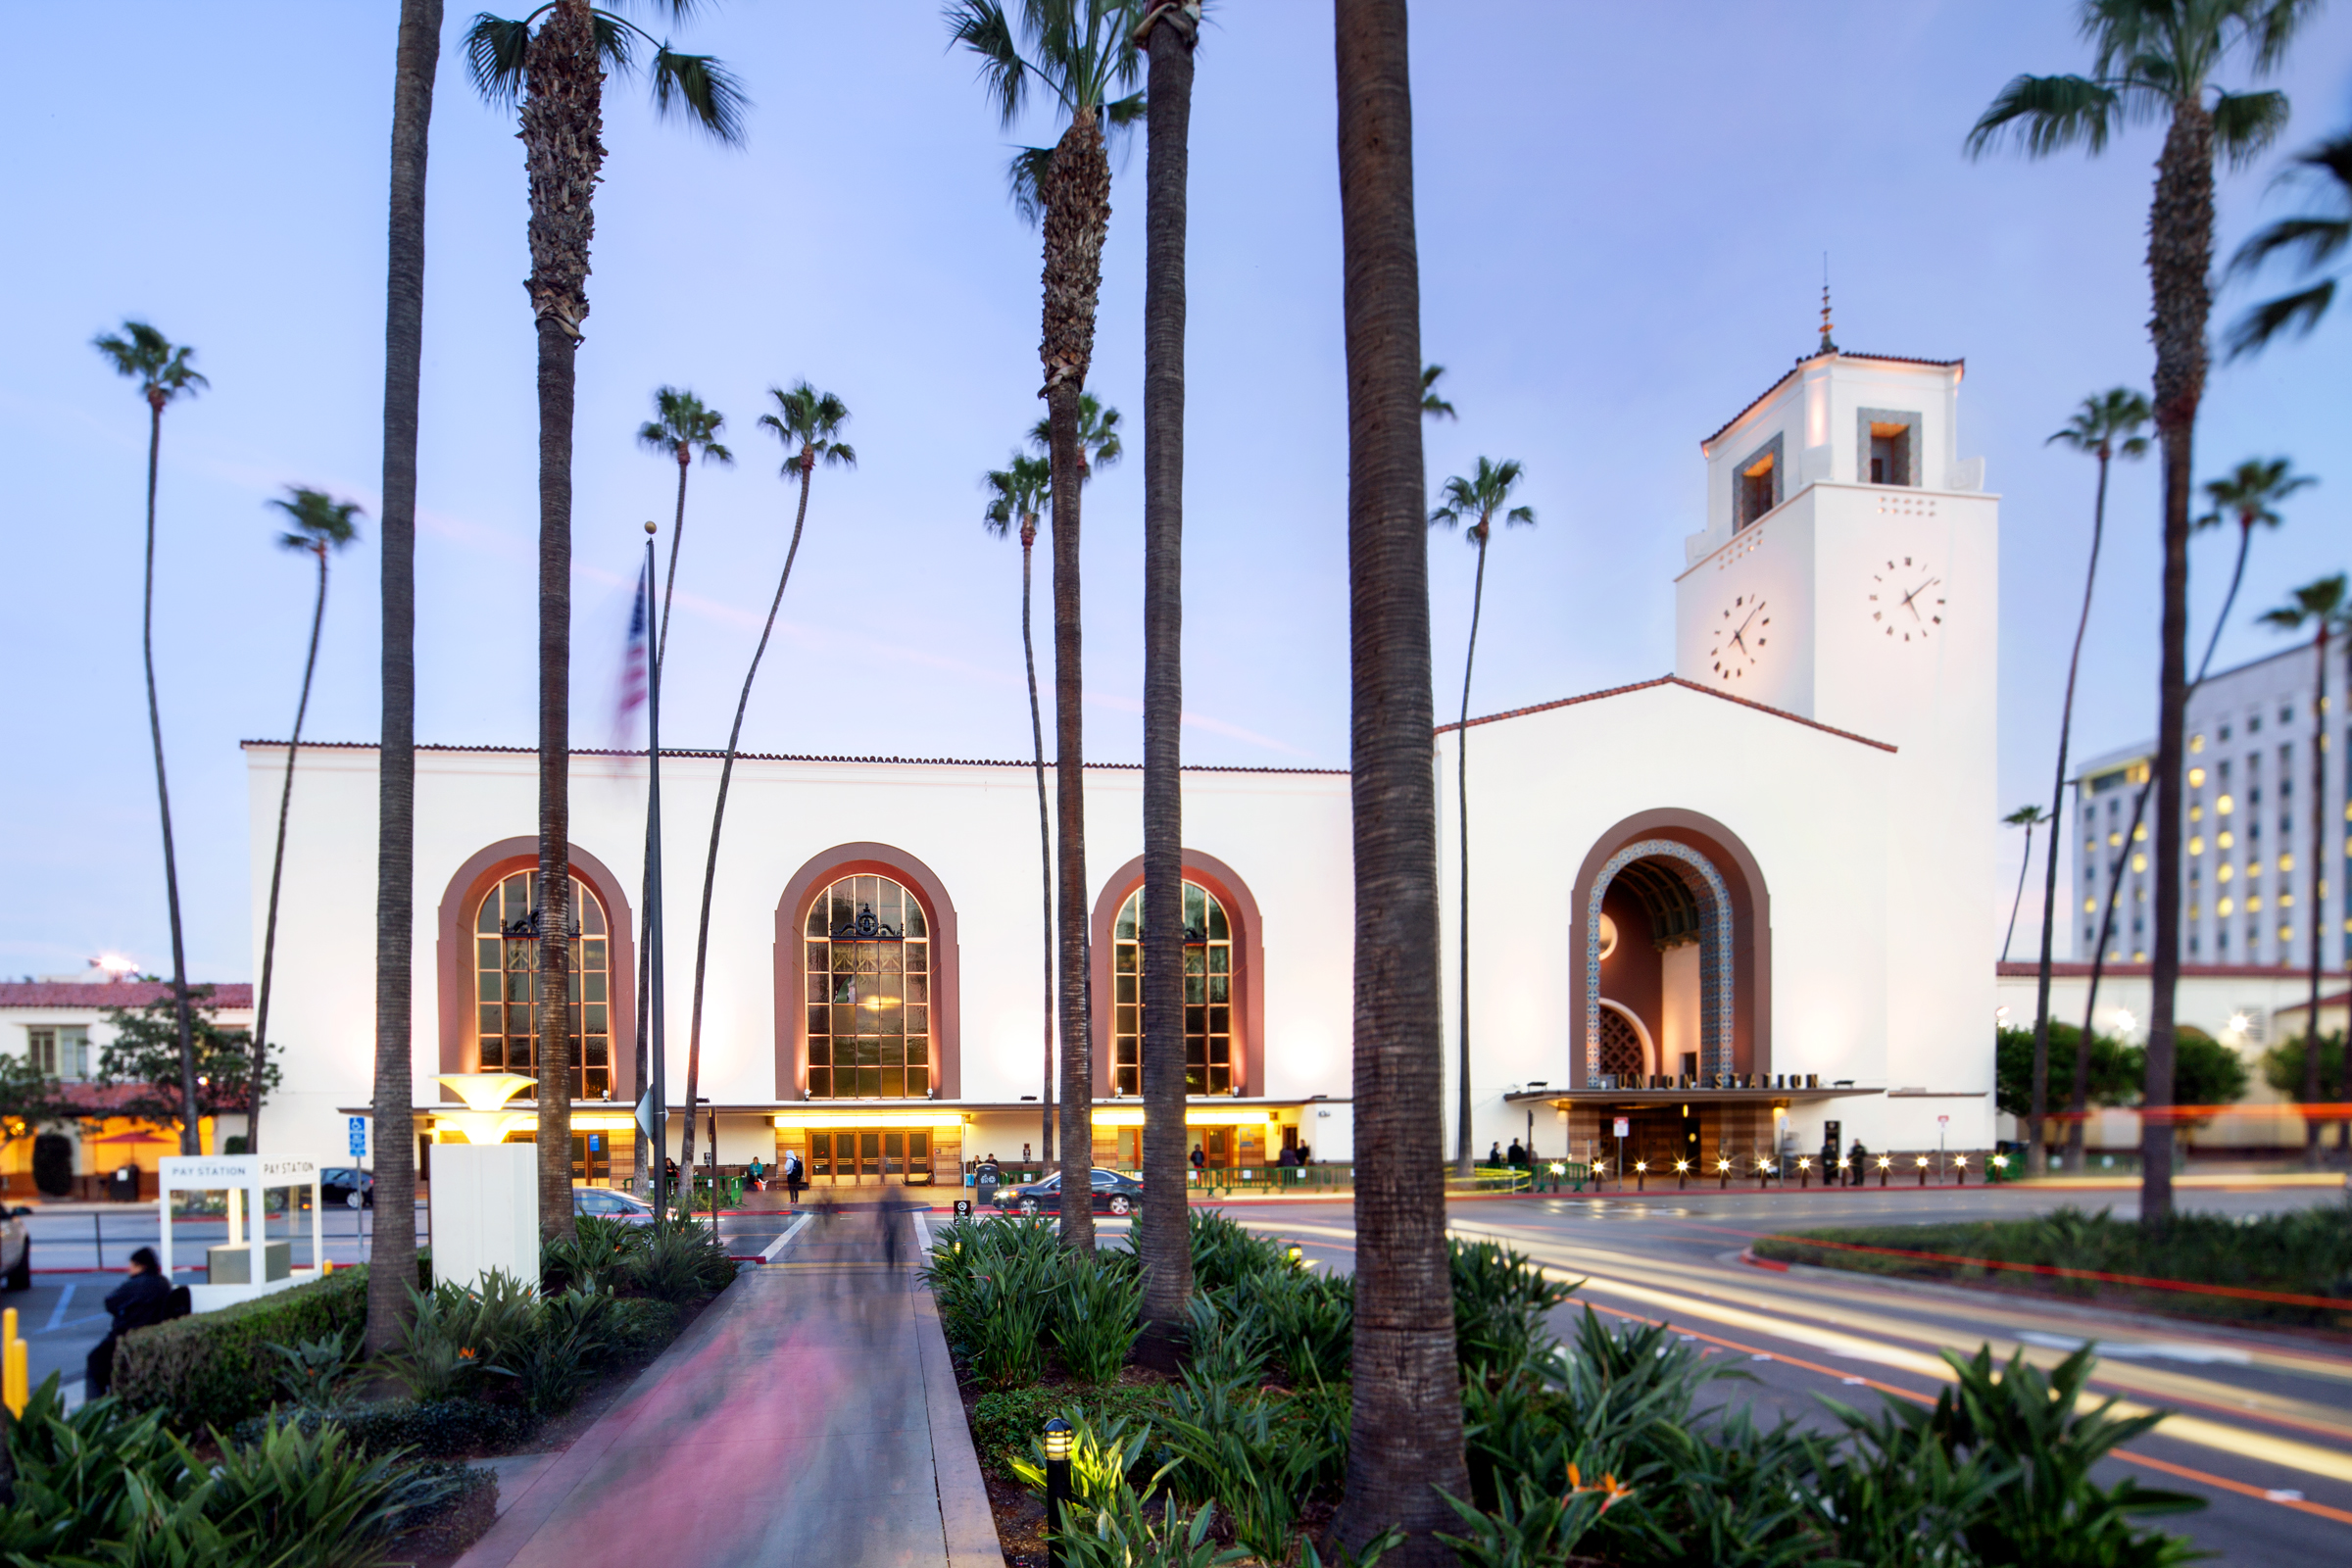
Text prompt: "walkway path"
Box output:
[[459, 1201, 999, 1567]]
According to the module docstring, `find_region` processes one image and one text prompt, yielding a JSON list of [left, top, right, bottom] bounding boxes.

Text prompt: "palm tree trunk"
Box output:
[[2034, 449, 2112, 1174], [250, 549, 330, 1152], [682, 458, 814, 1177], [1330, 3, 1469, 1560], [139, 392, 201, 1157], [522, 0, 601, 1242], [1454, 533, 1487, 1178], [2301, 625, 2329, 1165], [368, 0, 441, 1356], [1139, 3, 1198, 1358], [2140, 102, 2215, 1226], [1024, 528, 1054, 1166], [2002, 822, 2034, 965], [659, 450, 688, 668], [1041, 106, 1110, 1256]]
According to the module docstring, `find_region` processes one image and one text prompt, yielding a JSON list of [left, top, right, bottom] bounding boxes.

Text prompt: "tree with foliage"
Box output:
[[466, 0, 746, 1237], [91, 319, 209, 1157], [2257, 572, 2350, 1163], [1028, 390, 1123, 478], [635, 385, 732, 670], [2001, 805, 2050, 964], [250, 489, 362, 1153], [1330, 1, 1470, 1559], [2262, 1029, 2347, 1127], [0, 1054, 68, 1175], [2227, 127, 2352, 356], [1419, 363, 1455, 420], [100, 990, 281, 1138], [1997, 1023, 2138, 1122], [369, 0, 444, 1361], [2034, 387, 2151, 1173], [1430, 457, 1534, 1177], [1968, 0, 2319, 1221], [984, 452, 1057, 1169], [677, 383, 853, 1176]]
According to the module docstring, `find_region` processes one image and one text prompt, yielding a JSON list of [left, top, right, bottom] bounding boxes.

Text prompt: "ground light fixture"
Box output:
[[1042, 1417, 1073, 1568], [1989, 1152, 2010, 1180], [1286, 1244, 1305, 1267], [1916, 1154, 1930, 1187], [1953, 1152, 1969, 1186], [1877, 1154, 1892, 1188], [1547, 1159, 1566, 1193], [1797, 1156, 1813, 1189], [1836, 1156, 1851, 1189], [1716, 1156, 1733, 1190], [1674, 1157, 1690, 1190]]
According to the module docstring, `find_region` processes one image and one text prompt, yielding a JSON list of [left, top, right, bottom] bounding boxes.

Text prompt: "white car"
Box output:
[[3, 1204, 30, 1292]]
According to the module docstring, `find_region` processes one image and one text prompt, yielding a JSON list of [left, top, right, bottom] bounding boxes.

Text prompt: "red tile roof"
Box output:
[[0, 981, 251, 1009], [1995, 963, 2347, 982], [241, 741, 1347, 777], [1436, 675, 1896, 753]]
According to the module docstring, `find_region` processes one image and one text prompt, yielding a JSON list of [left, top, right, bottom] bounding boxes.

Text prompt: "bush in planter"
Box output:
[[113, 1263, 370, 1433], [231, 1397, 540, 1459]]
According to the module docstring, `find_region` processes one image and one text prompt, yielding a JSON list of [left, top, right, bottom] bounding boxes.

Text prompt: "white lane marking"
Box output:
[[760, 1213, 813, 1263], [44, 1282, 75, 1333], [911, 1208, 931, 1253], [2017, 1330, 2252, 1366]]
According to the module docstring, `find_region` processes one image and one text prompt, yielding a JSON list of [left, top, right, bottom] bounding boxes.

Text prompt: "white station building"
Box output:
[[248, 342, 1998, 1189]]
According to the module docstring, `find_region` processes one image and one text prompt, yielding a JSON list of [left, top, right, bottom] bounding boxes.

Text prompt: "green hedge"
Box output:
[[231, 1397, 539, 1459], [115, 1265, 370, 1432]]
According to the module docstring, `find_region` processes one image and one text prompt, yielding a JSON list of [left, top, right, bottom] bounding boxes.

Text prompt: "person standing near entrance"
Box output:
[[1189, 1144, 1205, 1178], [783, 1149, 805, 1205]]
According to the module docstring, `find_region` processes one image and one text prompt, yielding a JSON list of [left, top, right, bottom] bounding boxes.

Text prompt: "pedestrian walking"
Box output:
[[879, 1203, 902, 1271], [86, 1247, 174, 1396]]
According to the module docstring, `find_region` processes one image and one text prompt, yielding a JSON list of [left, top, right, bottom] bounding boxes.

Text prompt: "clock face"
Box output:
[[1709, 593, 1769, 682], [1869, 556, 1944, 643]]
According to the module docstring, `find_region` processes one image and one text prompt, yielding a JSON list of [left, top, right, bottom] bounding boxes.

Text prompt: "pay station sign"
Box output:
[[1612, 1118, 1631, 1139]]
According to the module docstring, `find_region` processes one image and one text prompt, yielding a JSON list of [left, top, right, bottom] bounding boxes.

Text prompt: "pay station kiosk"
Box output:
[[157, 1154, 326, 1311]]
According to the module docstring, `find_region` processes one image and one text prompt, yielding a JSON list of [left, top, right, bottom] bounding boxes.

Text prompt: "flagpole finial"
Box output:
[[645, 519, 658, 534]]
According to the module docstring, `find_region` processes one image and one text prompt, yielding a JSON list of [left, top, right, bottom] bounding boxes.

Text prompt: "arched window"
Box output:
[[472, 870, 611, 1099], [803, 873, 931, 1099], [1111, 881, 1233, 1096]]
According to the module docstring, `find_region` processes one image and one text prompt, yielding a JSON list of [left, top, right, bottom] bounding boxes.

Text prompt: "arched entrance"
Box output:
[[1583, 839, 1735, 1086]]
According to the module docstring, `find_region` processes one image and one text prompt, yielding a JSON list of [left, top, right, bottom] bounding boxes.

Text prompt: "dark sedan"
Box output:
[[990, 1167, 1143, 1216], [319, 1168, 373, 1208]]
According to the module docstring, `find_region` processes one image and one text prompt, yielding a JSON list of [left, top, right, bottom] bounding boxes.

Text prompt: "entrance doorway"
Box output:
[[808, 1129, 934, 1186]]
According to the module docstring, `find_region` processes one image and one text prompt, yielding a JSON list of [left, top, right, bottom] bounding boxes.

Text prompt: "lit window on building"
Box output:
[[473, 870, 611, 1099], [803, 874, 930, 1099], [1113, 880, 1234, 1096], [2188, 766, 2206, 788], [2217, 794, 2234, 815], [2218, 897, 2235, 916], [2188, 835, 2204, 856]]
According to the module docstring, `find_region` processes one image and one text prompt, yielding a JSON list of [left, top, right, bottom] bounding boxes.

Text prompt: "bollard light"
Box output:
[[1287, 1244, 1305, 1267], [1836, 1157, 1851, 1192], [1877, 1154, 1891, 1188], [1043, 1417, 1073, 1568], [1635, 1159, 1647, 1193], [1990, 1152, 2010, 1183], [1548, 1159, 1566, 1193], [1675, 1157, 1690, 1191], [1797, 1156, 1812, 1190], [1953, 1153, 1968, 1187], [1716, 1156, 1732, 1190], [1915, 1154, 1929, 1188], [1755, 1157, 1770, 1191]]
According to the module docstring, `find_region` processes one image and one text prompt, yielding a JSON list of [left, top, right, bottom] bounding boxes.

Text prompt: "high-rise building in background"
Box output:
[[2073, 641, 2351, 968]]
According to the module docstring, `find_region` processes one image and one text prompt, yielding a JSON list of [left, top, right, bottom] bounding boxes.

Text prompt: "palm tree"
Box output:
[[635, 385, 732, 669], [92, 319, 209, 1158], [2258, 573, 2351, 1165], [368, 0, 443, 1361], [950, 0, 1144, 1254], [984, 452, 1056, 1172], [2227, 127, 2352, 357], [466, 0, 746, 1237], [677, 383, 853, 1178], [1430, 457, 1533, 1179], [2001, 805, 2050, 964], [1419, 363, 1455, 420], [250, 488, 363, 1152], [2034, 387, 2150, 1175], [1028, 390, 1124, 476], [1330, 2, 1469, 1560], [1135, 0, 1200, 1363], [2194, 457, 2314, 637], [1968, 0, 2316, 1222]]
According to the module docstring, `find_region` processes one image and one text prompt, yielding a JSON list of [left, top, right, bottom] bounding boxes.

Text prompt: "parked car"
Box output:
[[3, 1204, 29, 1292], [992, 1167, 1143, 1217], [573, 1187, 658, 1224], [319, 1168, 373, 1208]]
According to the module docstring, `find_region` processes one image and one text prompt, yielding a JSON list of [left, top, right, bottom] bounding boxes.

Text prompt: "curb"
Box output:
[[1738, 1249, 1790, 1273]]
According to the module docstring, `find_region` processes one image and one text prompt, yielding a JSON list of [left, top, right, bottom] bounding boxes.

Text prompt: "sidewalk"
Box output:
[[458, 1201, 998, 1568]]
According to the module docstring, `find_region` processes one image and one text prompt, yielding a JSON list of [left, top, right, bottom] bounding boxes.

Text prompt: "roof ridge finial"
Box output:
[[1818, 255, 1838, 355]]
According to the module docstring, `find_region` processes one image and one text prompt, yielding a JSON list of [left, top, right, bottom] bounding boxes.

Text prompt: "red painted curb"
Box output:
[[1739, 1250, 1790, 1273]]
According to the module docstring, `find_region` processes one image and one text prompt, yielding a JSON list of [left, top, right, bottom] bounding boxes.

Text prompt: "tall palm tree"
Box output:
[[2257, 573, 2350, 1165], [985, 453, 1057, 1170], [369, 0, 443, 1361], [1430, 457, 1533, 1179], [466, 0, 745, 1237], [677, 383, 853, 1177], [2034, 387, 2150, 1174], [1135, 0, 1200, 1364], [2227, 127, 2352, 357], [631, 384, 728, 1190], [251, 488, 363, 1152], [92, 319, 209, 1158], [2194, 457, 2314, 635], [1331, 2, 1469, 1560], [1419, 363, 1455, 420], [1968, 0, 2316, 1222], [951, 0, 1144, 1254], [635, 385, 732, 669], [2001, 805, 2050, 964]]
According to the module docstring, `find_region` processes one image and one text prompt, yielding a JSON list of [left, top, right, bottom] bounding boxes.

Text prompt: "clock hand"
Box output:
[[1898, 577, 1941, 619]]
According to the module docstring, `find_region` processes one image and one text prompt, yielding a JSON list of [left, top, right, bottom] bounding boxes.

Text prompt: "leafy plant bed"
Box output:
[[1750, 1202, 2352, 1331]]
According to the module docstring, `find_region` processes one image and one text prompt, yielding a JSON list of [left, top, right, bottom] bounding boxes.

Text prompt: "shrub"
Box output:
[[606, 1295, 689, 1359], [1061, 1490, 1249, 1568], [543, 1213, 639, 1293], [1438, 1472, 1623, 1568], [267, 1327, 361, 1408], [630, 1214, 738, 1301], [206, 1410, 450, 1568], [1005, 1408, 1164, 1511], [232, 1398, 540, 1460], [486, 1286, 616, 1415], [1450, 1238, 1578, 1384], [114, 1263, 370, 1432], [1054, 1249, 1145, 1386], [967, 1383, 1171, 1476], [377, 1271, 540, 1403], [926, 1217, 1066, 1387], [1160, 1358, 1344, 1562], [1252, 1265, 1353, 1389], [383, 1461, 500, 1559], [1187, 1207, 1286, 1292]]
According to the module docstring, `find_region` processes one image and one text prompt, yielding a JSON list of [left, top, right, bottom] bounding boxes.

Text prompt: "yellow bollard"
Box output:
[[322, 1258, 334, 1276], [2, 1305, 23, 1417]]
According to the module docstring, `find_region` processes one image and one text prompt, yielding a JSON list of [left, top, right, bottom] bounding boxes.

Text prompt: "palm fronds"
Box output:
[[1965, 73, 2124, 159], [466, 4, 748, 142], [269, 488, 364, 556]]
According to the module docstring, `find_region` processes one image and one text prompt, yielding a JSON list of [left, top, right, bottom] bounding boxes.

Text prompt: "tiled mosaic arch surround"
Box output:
[[1584, 839, 1735, 1087]]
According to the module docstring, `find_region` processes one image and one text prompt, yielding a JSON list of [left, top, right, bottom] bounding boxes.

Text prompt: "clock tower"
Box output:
[[1673, 342, 1999, 1096]]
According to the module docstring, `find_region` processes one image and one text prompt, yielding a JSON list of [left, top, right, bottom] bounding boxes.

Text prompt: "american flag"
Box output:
[[614, 559, 650, 748]]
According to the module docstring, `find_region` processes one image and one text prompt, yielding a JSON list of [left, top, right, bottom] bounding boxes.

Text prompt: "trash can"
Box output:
[[108, 1165, 140, 1202]]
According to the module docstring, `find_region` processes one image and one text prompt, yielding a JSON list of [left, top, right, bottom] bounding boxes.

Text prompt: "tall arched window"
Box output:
[[1111, 881, 1232, 1096], [473, 870, 611, 1099], [804, 873, 931, 1099]]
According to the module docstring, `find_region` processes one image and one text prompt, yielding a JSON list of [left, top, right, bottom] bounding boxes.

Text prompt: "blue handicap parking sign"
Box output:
[[348, 1116, 367, 1159]]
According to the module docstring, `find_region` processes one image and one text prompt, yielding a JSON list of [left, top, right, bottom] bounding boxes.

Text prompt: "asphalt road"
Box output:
[[1196, 1183, 2352, 1566]]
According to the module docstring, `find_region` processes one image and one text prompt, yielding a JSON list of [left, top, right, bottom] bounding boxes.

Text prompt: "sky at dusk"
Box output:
[[4, 2, 2350, 985]]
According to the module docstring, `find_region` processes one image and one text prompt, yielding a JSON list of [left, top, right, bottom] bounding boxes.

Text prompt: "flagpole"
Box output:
[[640, 526, 669, 1217]]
